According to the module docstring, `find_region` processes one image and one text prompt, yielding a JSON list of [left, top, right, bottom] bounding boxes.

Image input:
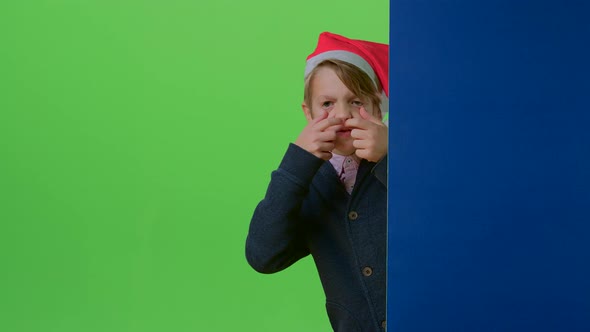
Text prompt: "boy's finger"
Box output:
[[318, 130, 338, 142], [353, 139, 368, 149], [345, 118, 371, 129], [324, 123, 344, 133], [354, 148, 369, 160], [316, 117, 343, 131], [350, 128, 368, 139], [318, 151, 333, 160], [312, 109, 329, 123], [319, 142, 335, 151], [360, 107, 383, 125]]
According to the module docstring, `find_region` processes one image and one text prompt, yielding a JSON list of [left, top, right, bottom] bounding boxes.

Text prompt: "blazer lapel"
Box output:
[[312, 162, 350, 209]]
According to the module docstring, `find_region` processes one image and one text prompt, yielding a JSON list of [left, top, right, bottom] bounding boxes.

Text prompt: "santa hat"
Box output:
[[305, 32, 389, 126]]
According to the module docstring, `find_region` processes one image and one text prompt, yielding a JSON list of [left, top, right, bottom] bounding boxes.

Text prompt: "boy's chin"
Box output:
[[332, 146, 356, 156]]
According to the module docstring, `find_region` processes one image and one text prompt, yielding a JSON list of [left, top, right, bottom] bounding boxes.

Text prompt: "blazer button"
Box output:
[[362, 266, 373, 276], [381, 320, 386, 329], [348, 211, 358, 220]]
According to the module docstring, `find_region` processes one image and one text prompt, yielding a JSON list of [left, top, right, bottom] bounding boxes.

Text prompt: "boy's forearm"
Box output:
[[246, 143, 325, 274], [276, 143, 326, 185]]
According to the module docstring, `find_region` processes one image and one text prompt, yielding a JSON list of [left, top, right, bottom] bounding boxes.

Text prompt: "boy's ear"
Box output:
[[302, 103, 313, 123]]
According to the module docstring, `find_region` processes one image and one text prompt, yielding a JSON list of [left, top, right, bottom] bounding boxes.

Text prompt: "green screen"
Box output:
[[0, 1, 387, 331]]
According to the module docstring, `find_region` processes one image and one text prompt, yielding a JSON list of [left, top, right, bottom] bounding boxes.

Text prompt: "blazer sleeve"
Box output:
[[371, 154, 388, 188], [245, 143, 325, 274]]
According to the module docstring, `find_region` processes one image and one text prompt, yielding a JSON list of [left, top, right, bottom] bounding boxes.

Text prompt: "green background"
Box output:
[[0, 1, 387, 331]]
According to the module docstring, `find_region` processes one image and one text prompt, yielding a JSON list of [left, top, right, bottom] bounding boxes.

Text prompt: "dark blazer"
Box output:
[[246, 143, 387, 332]]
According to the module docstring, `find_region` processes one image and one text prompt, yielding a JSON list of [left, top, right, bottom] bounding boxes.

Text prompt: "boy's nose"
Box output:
[[332, 104, 354, 120]]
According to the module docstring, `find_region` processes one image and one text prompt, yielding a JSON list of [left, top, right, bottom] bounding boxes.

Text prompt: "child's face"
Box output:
[[303, 66, 382, 156]]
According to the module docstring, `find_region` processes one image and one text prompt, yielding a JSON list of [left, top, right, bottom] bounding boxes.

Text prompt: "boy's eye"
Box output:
[[352, 100, 364, 107], [322, 101, 334, 108]]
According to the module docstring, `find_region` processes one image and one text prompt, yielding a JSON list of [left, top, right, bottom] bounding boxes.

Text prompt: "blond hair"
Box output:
[[304, 59, 382, 116]]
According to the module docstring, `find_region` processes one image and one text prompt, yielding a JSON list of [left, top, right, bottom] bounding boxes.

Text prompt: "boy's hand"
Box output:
[[295, 109, 343, 160], [346, 107, 388, 162]]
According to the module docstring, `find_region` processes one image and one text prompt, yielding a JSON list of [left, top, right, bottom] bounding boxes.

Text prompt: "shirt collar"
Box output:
[[329, 153, 361, 170]]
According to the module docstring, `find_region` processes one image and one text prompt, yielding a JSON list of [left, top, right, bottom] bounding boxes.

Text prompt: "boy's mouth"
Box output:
[[337, 129, 352, 137]]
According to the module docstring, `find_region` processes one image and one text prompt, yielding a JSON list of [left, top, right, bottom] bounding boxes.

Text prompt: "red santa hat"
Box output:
[[305, 32, 389, 126]]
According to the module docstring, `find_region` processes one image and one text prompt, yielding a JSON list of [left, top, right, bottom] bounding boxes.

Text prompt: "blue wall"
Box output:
[[388, 1, 590, 331]]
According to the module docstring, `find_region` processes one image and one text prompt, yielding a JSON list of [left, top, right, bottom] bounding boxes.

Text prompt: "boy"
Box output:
[[246, 32, 388, 332]]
